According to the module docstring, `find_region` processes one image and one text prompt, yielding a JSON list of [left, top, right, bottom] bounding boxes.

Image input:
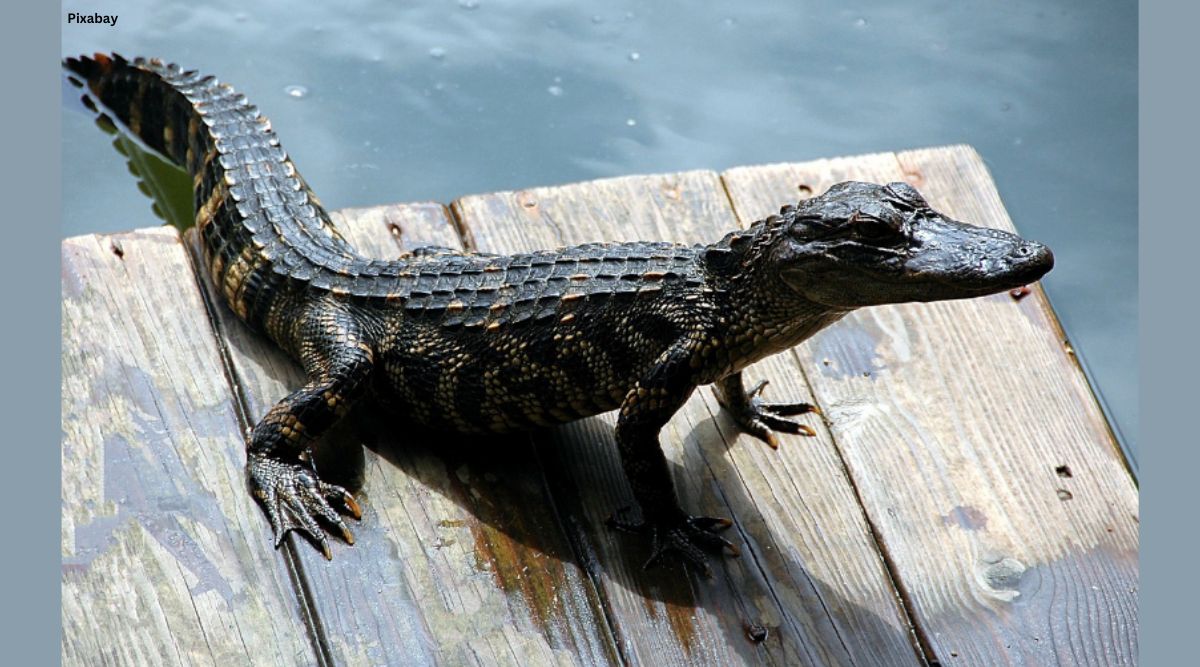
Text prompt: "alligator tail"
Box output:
[[63, 53, 367, 337], [63, 53, 203, 169]]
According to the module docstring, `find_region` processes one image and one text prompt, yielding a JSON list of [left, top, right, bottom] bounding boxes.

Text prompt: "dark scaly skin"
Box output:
[[64, 54, 1055, 575]]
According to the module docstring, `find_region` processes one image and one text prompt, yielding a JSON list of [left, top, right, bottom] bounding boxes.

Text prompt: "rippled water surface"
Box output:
[[62, 0, 1137, 466]]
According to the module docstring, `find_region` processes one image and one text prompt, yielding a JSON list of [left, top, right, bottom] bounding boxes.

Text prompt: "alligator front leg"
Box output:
[[608, 347, 739, 577], [714, 371, 821, 449], [247, 301, 373, 559]]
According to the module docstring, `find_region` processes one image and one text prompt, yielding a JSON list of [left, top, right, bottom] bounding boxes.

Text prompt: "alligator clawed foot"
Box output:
[[607, 509, 739, 578], [729, 379, 821, 449], [249, 454, 361, 560]]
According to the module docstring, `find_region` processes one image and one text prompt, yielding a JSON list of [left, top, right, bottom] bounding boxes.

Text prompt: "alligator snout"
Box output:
[[1009, 240, 1054, 284]]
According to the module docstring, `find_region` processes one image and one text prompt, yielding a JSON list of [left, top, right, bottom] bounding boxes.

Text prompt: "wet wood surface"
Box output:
[[453, 172, 922, 666], [62, 228, 316, 666], [722, 145, 1139, 665], [62, 146, 1137, 666], [186, 203, 620, 667]]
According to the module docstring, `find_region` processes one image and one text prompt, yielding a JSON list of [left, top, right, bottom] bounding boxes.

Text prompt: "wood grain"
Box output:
[[721, 145, 1139, 665], [61, 228, 316, 666], [186, 203, 620, 666], [453, 172, 923, 666]]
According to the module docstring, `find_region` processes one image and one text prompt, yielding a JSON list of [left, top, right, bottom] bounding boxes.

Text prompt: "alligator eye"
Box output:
[[850, 216, 897, 242]]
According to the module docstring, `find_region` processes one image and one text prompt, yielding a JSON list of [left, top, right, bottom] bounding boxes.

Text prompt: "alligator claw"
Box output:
[[727, 380, 820, 448], [607, 510, 739, 577], [249, 454, 360, 559]]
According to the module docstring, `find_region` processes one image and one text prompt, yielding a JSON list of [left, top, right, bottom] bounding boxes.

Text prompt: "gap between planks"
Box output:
[[186, 203, 625, 666], [65, 145, 1135, 666], [722, 145, 1136, 665], [448, 170, 926, 666], [180, 218, 340, 667]]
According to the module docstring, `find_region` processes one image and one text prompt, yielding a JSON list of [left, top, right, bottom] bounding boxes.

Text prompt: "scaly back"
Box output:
[[63, 54, 712, 338]]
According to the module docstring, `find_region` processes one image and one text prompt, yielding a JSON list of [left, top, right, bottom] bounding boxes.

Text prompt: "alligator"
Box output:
[[63, 54, 1053, 575]]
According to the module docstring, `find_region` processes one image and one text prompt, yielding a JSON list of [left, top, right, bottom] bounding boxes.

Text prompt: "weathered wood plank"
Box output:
[[61, 228, 316, 666], [453, 172, 923, 666], [721, 145, 1139, 665], [186, 203, 620, 666], [64, 146, 1136, 667]]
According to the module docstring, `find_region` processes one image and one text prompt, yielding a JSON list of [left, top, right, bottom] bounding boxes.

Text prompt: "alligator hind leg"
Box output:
[[247, 298, 374, 559], [714, 372, 821, 448]]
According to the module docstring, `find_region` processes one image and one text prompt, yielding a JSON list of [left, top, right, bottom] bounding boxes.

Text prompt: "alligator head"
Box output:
[[723, 181, 1054, 309]]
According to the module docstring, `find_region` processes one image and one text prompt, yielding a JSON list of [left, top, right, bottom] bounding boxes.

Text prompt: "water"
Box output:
[[62, 0, 1137, 467]]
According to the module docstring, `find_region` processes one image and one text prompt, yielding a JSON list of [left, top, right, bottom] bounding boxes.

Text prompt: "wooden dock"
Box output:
[[62, 145, 1138, 666]]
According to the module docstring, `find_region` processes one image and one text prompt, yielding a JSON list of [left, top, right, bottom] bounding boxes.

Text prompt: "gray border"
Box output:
[[1142, 0, 1193, 663], [1, 0, 61, 662]]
